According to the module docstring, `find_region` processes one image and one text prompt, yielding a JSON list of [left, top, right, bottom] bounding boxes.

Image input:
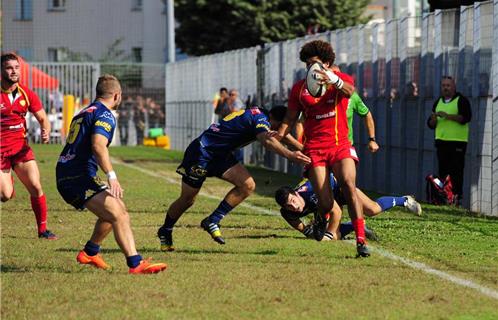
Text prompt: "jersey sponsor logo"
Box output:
[[58, 153, 76, 163], [297, 185, 308, 193], [100, 111, 115, 124], [250, 107, 261, 115], [256, 123, 270, 131], [20, 100, 26, 107], [95, 120, 112, 132], [208, 123, 220, 132], [8, 124, 24, 130], [315, 111, 336, 120]]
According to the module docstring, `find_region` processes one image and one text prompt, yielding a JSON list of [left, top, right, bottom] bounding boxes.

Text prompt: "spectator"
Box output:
[[118, 96, 133, 146], [226, 89, 245, 162], [134, 95, 146, 145], [427, 76, 471, 205], [406, 81, 419, 98], [213, 87, 229, 121]]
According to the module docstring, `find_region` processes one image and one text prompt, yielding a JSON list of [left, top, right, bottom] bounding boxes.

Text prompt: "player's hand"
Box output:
[[108, 178, 124, 199], [368, 140, 379, 153], [436, 111, 448, 118], [315, 68, 339, 86], [41, 129, 50, 143], [291, 151, 311, 165], [302, 224, 314, 238]]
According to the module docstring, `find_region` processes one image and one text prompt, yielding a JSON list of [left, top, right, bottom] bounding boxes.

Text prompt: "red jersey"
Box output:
[[288, 72, 353, 150], [0, 84, 43, 155]]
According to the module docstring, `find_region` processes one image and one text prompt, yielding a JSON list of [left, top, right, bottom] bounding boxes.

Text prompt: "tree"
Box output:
[[174, 0, 370, 56]]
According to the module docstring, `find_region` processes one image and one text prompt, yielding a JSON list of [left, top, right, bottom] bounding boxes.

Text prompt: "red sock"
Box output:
[[30, 195, 47, 234], [352, 218, 366, 244]]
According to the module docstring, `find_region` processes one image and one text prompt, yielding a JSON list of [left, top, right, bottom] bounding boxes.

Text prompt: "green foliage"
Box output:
[[58, 38, 131, 62], [2, 145, 498, 319], [175, 0, 370, 55]]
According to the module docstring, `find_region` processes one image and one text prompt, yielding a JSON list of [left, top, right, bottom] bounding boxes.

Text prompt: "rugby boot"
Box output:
[[356, 241, 371, 258], [201, 217, 225, 245], [76, 250, 111, 270], [129, 258, 167, 274], [404, 195, 422, 216], [157, 226, 175, 252]]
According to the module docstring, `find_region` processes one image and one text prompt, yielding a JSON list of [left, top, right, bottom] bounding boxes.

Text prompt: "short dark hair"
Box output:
[[220, 87, 228, 93], [96, 74, 121, 98], [299, 40, 335, 65], [269, 105, 287, 122], [1, 52, 20, 66], [275, 186, 295, 207]]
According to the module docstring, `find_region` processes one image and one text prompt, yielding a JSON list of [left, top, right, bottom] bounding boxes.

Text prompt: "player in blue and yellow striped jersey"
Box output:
[[158, 106, 311, 251]]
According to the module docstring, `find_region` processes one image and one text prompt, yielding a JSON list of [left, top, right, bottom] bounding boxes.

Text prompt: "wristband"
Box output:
[[334, 78, 344, 89], [369, 137, 376, 142], [106, 170, 117, 180]]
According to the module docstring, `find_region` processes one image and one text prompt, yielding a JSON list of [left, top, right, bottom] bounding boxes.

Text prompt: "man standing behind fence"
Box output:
[[427, 76, 471, 205]]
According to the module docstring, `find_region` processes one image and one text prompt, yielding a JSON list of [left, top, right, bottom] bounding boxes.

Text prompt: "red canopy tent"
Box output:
[[18, 57, 59, 90]]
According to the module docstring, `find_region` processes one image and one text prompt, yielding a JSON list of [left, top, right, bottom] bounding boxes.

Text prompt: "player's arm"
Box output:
[[281, 133, 304, 151], [32, 109, 51, 144], [256, 132, 310, 165], [275, 108, 300, 142], [92, 134, 123, 199], [315, 69, 355, 97], [325, 200, 342, 240], [282, 215, 313, 238], [363, 112, 379, 153]]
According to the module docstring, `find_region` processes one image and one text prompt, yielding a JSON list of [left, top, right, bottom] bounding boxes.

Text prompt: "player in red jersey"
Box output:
[[274, 40, 369, 257], [0, 53, 57, 239]]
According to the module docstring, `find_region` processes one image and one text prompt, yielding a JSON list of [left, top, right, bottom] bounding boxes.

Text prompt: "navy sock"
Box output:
[[126, 254, 143, 268], [339, 222, 354, 238], [162, 215, 178, 230], [208, 200, 234, 225], [83, 241, 100, 256], [376, 196, 406, 212]]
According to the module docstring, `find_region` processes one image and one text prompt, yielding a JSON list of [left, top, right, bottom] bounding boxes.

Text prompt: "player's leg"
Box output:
[[85, 192, 167, 274], [307, 165, 334, 241], [0, 168, 14, 202], [13, 159, 56, 239], [324, 200, 342, 240], [201, 163, 255, 244], [332, 158, 369, 257], [158, 181, 200, 251]]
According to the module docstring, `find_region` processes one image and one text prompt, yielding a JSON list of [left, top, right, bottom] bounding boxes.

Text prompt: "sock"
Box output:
[[352, 218, 366, 244], [83, 241, 100, 256], [30, 195, 47, 234], [162, 215, 178, 231], [376, 196, 406, 212], [126, 254, 143, 268], [339, 222, 354, 238], [208, 200, 234, 225]]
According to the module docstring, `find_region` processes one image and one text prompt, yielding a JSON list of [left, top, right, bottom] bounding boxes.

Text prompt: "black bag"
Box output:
[[425, 174, 454, 205]]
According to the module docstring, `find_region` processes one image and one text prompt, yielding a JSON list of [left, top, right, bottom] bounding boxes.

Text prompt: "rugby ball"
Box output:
[[306, 62, 327, 97]]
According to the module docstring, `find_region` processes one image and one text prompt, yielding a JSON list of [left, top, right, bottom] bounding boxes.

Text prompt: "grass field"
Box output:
[[2, 144, 498, 319]]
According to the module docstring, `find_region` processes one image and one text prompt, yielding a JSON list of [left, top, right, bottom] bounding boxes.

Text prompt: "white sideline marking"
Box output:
[[114, 159, 498, 301]]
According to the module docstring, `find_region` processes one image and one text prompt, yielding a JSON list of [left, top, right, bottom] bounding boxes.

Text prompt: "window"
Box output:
[[47, 48, 67, 62], [17, 48, 34, 61], [132, 47, 142, 63], [48, 0, 66, 11], [16, 0, 33, 20], [132, 0, 143, 11]]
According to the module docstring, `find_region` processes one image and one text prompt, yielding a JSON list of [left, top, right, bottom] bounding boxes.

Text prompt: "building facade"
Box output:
[[2, 0, 167, 63]]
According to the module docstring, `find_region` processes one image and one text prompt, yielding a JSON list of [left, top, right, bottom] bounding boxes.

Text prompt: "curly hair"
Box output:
[[299, 40, 335, 65]]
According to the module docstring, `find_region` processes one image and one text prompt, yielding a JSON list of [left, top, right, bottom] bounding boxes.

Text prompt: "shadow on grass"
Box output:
[[57, 247, 281, 256], [231, 233, 301, 240]]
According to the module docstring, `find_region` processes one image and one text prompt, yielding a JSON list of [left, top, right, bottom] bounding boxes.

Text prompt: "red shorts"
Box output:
[[304, 144, 358, 170], [0, 143, 36, 170]]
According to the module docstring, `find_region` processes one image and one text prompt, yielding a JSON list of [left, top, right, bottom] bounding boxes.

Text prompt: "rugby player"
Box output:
[[0, 52, 57, 239], [274, 40, 370, 257], [275, 175, 422, 240], [56, 74, 167, 274], [157, 106, 310, 251]]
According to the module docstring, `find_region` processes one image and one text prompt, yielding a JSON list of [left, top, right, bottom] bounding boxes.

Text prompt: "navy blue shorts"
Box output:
[[56, 174, 108, 210], [176, 139, 238, 189]]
